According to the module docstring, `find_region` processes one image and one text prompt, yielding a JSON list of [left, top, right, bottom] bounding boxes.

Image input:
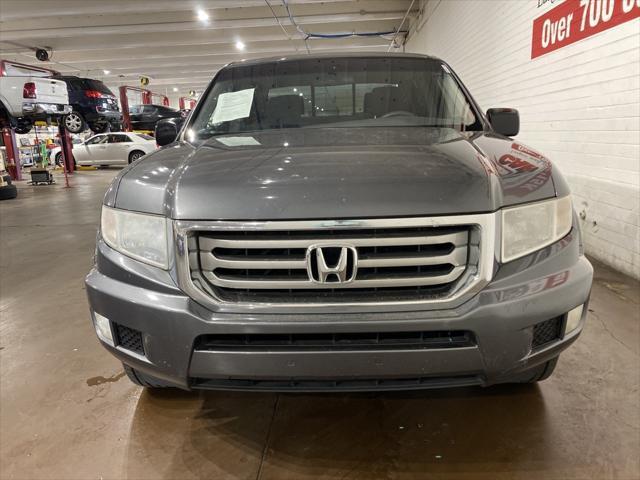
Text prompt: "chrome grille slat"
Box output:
[[357, 248, 467, 268], [202, 265, 467, 289], [198, 231, 468, 250], [199, 248, 466, 270], [201, 255, 307, 270]]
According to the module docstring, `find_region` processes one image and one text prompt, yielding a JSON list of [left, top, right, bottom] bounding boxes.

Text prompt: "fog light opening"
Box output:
[[93, 312, 114, 345], [564, 304, 584, 335]]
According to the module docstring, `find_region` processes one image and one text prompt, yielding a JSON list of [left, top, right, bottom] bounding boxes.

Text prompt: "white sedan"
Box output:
[[51, 132, 156, 167]]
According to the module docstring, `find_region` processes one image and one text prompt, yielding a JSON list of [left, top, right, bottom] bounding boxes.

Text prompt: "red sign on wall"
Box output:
[[532, 0, 640, 59]]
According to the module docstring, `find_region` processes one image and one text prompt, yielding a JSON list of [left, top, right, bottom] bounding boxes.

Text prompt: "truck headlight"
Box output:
[[101, 206, 170, 269], [501, 196, 572, 263]]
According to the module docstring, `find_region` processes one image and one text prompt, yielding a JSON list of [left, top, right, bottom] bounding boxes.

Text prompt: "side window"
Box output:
[[143, 106, 157, 114], [85, 135, 107, 145], [69, 79, 83, 92], [108, 134, 131, 143]]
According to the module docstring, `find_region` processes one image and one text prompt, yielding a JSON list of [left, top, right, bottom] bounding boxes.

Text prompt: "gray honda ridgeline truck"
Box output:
[[86, 53, 593, 391]]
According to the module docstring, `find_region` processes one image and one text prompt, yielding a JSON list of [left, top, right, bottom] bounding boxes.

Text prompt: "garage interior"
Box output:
[[0, 1, 639, 479]]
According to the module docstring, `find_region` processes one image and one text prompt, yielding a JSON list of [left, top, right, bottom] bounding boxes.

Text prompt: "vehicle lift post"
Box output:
[[58, 122, 74, 187], [1, 126, 21, 181], [119, 85, 152, 132], [179, 97, 197, 110], [119, 86, 171, 131], [150, 93, 170, 107]]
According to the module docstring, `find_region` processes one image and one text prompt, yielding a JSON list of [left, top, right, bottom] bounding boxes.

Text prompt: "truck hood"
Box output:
[[112, 127, 560, 219]]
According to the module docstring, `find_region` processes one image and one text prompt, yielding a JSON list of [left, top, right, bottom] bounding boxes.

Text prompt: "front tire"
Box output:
[[128, 150, 145, 164], [123, 364, 170, 388], [63, 111, 86, 133], [511, 358, 558, 384], [55, 152, 76, 168]]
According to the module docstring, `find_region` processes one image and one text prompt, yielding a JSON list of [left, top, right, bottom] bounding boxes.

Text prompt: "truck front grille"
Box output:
[[187, 223, 480, 304]]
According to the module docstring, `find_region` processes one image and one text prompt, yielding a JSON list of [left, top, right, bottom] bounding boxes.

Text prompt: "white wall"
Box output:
[[405, 0, 640, 279]]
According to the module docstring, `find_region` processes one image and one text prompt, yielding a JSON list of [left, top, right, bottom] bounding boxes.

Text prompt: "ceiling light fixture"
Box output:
[[172, 87, 179, 92], [235, 40, 246, 51], [103, 70, 110, 75], [196, 8, 209, 23]]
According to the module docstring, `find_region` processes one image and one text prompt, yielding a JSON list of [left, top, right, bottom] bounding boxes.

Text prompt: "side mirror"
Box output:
[[155, 118, 179, 146], [487, 108, 519, 137]]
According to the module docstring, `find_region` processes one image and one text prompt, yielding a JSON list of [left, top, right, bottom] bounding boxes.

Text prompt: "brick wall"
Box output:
[[405, 0, 640, 279]]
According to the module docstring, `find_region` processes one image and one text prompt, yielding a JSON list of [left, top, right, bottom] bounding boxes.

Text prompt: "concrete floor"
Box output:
[[0, 169, 638, 480]]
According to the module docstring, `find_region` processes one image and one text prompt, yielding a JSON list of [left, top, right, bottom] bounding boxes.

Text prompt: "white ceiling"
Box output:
[[0, 0, 419, 103]]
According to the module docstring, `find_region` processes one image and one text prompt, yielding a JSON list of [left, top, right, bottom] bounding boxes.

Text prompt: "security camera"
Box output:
[[35, 48, 49, 61]]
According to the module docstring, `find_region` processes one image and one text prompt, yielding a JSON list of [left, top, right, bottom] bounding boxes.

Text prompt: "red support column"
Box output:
[[1, 127, 21, 181], [58, 123, 74, 176], [119, 86, 132, 132], [178, 97, 197, 110]]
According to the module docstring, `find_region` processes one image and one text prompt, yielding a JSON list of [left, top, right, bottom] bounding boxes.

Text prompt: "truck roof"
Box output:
[[225, 52, 442, 68]]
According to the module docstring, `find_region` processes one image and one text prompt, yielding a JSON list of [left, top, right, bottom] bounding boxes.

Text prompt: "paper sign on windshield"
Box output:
[[210, 88, 255, 124]]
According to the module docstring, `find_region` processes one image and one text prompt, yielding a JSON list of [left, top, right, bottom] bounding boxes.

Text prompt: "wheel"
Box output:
[[14, 118, 33, 134], [128, 150, 145, 164], [63, 111, 86, 133], [55, 152, 75, 167], [90, 122, 110, 133], [123, 364, 171, 388], [0, 184, 18, 200], [511, 358, 558, 383]]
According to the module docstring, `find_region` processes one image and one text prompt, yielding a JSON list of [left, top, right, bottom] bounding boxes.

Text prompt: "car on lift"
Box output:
[[54, 76, 123, 134], [88, 53, 593, 392], [128, 104, 182, 131], [50, 132, 155, 167], [0, 60, 71, 134]]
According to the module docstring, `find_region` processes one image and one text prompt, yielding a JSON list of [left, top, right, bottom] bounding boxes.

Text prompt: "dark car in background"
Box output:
[[55, 76, 122, 134], [128, 104, 182, 131]]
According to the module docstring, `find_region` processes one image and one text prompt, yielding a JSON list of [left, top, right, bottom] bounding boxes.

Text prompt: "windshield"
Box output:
[[188, 57, 482, 140]]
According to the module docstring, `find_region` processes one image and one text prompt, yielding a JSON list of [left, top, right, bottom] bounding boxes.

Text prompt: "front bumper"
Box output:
[[85, 229, 593, 391], [22, 102, 72, 117]]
